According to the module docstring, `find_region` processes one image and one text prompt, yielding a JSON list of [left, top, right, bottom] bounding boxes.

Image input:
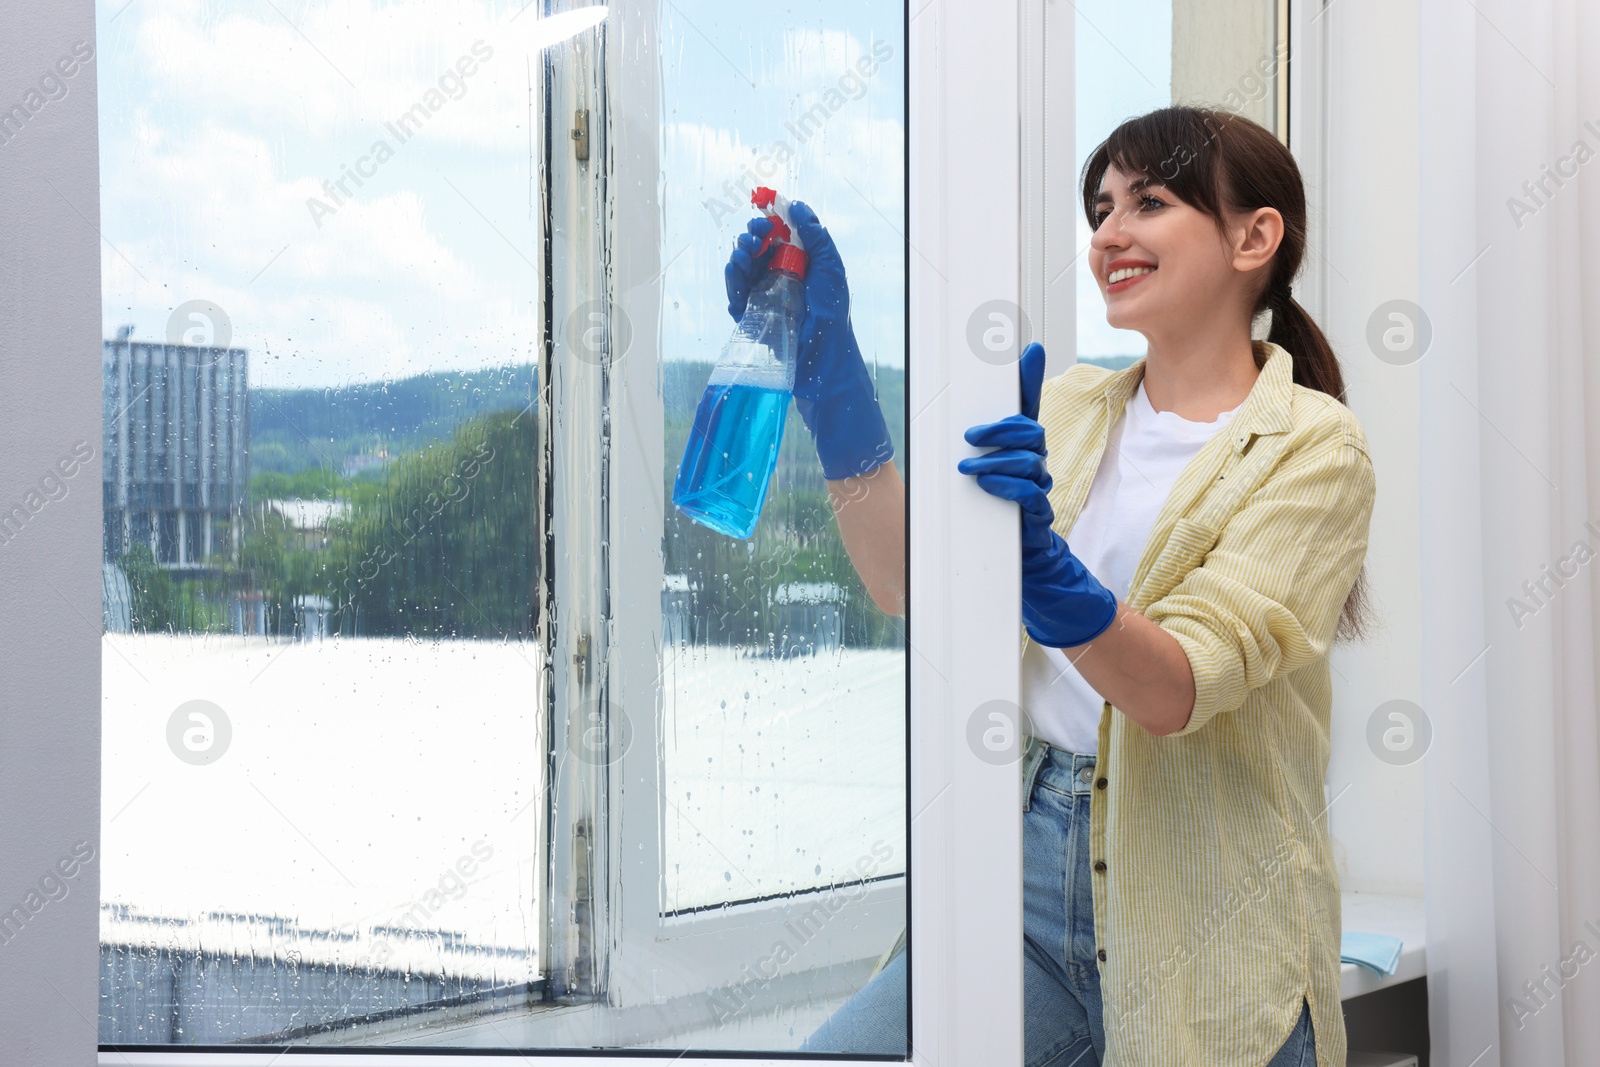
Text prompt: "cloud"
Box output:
[[100, 106, 535, 388], [97, 0, 906, 386], [121, 0, 534, 152]]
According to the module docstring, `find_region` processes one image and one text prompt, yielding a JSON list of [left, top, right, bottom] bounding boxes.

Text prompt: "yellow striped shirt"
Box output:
[[1027, 340, 1375, 1067]]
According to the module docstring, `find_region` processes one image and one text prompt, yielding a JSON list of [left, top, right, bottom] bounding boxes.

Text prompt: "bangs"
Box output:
[[1080, 108, 1228, 226]]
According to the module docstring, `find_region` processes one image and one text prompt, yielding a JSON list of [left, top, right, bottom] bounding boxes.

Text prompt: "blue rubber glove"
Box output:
[[957, 342, 1119, 648], [725, 203, 895, 481]]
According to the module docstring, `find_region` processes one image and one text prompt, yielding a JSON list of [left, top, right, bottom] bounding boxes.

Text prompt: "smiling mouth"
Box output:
[[1106, 266, 1156, 293]]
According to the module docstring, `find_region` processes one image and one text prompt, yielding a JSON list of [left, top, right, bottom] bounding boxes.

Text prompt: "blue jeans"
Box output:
[[799, 743, 1316, 1066]]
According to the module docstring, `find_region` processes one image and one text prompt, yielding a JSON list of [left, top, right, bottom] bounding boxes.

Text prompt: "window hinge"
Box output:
[[571, 109, 589, 162], [573, 631, 590, 680]]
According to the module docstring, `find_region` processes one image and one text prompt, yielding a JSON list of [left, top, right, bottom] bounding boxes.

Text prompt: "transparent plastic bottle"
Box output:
[[672, 188, 808, 539]]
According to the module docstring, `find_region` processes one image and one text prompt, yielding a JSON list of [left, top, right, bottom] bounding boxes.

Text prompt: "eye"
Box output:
[[1091, 194, 1166, 228]]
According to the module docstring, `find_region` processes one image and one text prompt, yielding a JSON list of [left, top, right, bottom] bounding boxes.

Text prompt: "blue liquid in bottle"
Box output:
[[672, 380, 792, 539], [672, 269, 802, 539]]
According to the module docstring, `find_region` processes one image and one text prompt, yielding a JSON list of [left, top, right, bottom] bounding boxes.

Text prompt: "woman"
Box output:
[[731, 106, 1375, 1067], [952, 104, 1376, 1067]]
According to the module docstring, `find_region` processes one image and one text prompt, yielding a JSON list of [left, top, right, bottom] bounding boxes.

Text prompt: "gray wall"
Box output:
[[0, 1, 103, 1063]]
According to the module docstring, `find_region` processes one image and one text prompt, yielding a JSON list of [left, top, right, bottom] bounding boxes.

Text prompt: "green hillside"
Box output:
[[134, 359, 907, 646], [248, 363, 537, 483]]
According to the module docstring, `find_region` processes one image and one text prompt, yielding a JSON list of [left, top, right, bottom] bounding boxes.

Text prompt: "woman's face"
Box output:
[[1087, 164, 1251, 337]]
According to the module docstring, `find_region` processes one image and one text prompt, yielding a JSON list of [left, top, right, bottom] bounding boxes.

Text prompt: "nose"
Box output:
[[1090, 209, 1131, 253]]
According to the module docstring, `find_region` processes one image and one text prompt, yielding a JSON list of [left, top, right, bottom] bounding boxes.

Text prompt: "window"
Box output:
[[653, 6, 907, 917], [98, 0, 548, 1044], [0, 0, 1026, 1060], [96, 0, 908, 1052]]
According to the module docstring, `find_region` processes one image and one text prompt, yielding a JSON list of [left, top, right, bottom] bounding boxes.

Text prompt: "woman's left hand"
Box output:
[[956, 342, 1120, 647]]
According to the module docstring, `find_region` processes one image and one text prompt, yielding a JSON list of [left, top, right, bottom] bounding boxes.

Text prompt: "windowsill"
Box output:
[[1340, 891, 1425, 1000]]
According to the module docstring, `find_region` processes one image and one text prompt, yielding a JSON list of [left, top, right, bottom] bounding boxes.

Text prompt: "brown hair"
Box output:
[[1080, 105, 1373, 642]]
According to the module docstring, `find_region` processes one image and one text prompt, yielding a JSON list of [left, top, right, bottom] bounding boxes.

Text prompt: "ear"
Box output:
[[1229, 205, 1284, 276]]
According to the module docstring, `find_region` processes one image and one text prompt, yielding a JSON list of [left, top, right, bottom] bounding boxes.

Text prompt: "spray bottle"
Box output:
[[671, 187, 809, 539]]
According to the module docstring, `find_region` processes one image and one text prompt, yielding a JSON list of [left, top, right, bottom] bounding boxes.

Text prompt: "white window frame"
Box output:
[[0, 0, 1030, 1062]]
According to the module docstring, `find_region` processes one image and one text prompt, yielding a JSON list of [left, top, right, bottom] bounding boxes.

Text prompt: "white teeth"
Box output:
[[1108, 266, 1155, 284]]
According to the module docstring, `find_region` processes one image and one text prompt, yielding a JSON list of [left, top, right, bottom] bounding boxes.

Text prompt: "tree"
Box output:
[[335, 408, 537, 639], [120, 542, 227, 634]]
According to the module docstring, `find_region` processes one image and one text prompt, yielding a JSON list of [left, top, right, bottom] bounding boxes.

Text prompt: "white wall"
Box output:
[[0, 0, 104, 1059], [1171, 0, 1280, 130]]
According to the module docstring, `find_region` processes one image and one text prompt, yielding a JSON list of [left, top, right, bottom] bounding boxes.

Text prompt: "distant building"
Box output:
[[340, 451, 390, 479], [772, 581, 843, 655], [230, 591, 269, 636], [264, 498, 350, 551], [662, 573, 694, 645], [662, 576, 846, 654], [293, 595, 333, 640], [102, 328, 249, 569], [102, 562, 132, 633]]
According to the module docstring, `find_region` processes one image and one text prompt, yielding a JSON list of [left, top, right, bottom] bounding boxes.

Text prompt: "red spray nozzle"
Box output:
[[750, 186, 808, 277]]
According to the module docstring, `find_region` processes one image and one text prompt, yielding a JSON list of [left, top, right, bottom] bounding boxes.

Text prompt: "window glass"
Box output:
[[98, 0, 543, 1043], [657, 1, 907, 914], [1075, 0, 1283, 367], [97, 0, 907, 1052]]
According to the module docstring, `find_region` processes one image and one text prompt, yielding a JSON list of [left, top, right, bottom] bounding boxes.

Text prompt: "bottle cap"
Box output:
[[769, 243, 808, 278]]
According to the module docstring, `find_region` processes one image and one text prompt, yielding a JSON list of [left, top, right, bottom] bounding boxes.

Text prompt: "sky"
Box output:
[[94, 0, 904, 391], [657, 5, 904, 376], [1074, 0, 1173, 361]]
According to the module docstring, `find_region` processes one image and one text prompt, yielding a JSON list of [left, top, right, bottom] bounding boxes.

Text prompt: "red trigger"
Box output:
[[755, 215, 792, 257]]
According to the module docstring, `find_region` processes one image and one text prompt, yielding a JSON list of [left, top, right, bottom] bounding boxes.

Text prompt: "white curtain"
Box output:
[[1419, 0, 1600, 1063]]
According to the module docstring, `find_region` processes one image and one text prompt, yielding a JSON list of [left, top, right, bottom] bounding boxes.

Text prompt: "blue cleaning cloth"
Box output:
[[1341, 932, 1403, 976]]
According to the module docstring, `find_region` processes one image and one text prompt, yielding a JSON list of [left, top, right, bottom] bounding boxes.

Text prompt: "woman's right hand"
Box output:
[[724, 207, 905, 616], [723, 203, 894, 483], [724, 214, 778, 321]]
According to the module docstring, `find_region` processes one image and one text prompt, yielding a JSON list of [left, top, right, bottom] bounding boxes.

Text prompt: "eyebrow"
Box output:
[[1095, 174, 1159, 204]]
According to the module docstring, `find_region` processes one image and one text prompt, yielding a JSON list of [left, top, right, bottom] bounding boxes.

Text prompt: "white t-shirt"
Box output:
[[1021, 377, 1242, 755]]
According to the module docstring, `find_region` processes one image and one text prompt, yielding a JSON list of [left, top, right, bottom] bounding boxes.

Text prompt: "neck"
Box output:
[[1137, 314, 1261, 422]]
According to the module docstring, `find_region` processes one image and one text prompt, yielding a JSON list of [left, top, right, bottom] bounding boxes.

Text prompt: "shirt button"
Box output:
[[1094, 860, 1106, 872], [1097, 948, 1107, 962], [1095, 777, 1107, 789]]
